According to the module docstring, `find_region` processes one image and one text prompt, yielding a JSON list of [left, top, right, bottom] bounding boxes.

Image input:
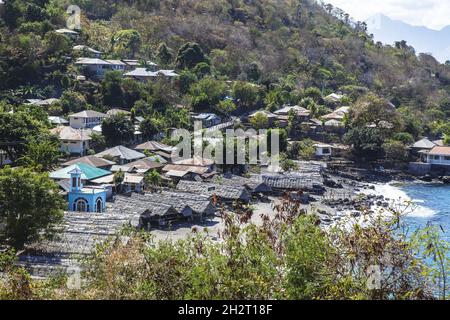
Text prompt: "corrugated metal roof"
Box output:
[[96, 146, 146, 161], [62, 155, 116, 168], [135, 141, 174, 152], [50, 163, 111, 180], [176, 180, 250, 201], [412, 138, 437, 149], [429, 146, 450, 156], [69, 110, 107, 118], [50, 126, 92, 141], [163, 164, 209, 175]]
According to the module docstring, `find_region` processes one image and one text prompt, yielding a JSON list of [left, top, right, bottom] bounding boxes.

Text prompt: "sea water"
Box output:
[[368, 182, 450, 242]]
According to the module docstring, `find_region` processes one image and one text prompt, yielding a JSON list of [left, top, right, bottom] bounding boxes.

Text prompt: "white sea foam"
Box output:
[[360, 182, 437, 218]]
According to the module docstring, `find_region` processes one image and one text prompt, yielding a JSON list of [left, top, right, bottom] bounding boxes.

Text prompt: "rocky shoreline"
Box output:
[[312, 166, 448, 225]]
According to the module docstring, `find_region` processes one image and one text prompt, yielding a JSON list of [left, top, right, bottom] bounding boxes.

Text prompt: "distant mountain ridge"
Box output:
[[366, 14, 450, 63]]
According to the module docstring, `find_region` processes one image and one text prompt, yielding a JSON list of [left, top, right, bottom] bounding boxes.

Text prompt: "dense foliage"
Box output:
[[0, 197, 447, 300], [0, 0, 448, 141], [0, 166, 65, 249]]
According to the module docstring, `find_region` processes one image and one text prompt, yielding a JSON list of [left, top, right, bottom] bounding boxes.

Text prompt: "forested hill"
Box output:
[[0, 0, 449, 137]]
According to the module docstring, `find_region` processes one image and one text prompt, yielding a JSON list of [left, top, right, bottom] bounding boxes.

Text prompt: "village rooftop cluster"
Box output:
[[1, 24, 449, 279]]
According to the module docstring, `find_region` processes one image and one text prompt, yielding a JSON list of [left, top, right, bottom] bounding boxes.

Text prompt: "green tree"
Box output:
[[217, 99, 237, 115], [112, 29, 142, 58], [113, 170, 125, 194], [232, 81, 261, 109], [144, 169, 162, 191], [393, 132, 414, 145], [43, 31, 70, 55], [444, 133, 450, 146], [249, 112, 269, 130], [177, 70, 198, 94], [245, 62, 261, 82], [344, 126, 385, 160], [140, 117, 160, 140], [0, 112, 47, 160], [351, 93, 400, 129], [280, 153, 298, 172], [101, 71, 124, 108], [60, 90, 88, 115], [89, 132, 107, 153], [101, 114, 134, 146], [176, 42, 208, 70], [189, 77, 227, 111], [156, 42, 173, 66], [0, 167, 65, 249], [19, 138, 61, 172], [289, 139, 316, 160], [382, 140, 409, 162], [193, 62, 211, 79]]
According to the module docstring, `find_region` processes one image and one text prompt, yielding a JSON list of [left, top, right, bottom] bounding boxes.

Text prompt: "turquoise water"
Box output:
[[400, 184, 450, 243]]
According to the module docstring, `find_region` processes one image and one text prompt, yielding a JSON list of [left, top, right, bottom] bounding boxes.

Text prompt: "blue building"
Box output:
[[68, 167, 107, 213]]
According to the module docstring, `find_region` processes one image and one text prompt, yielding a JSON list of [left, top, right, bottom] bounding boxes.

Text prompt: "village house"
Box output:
[[205, 119, 237, 133], [324, 119, 344, 130], [135, 141, 175, 160], [124, 68, 179, 81], [105, 59, 126, 72], [62, 155, 116, 170], [90, 157, 164, 196], [192, 113, 222, 128], [75, 58, 126, 79], [113, 194, 188, 229], [211, 174, 273, 195], [50, 162, 111, 182], [259, 162, 325, 194], [106, 108, 132, 117], [324, 93, 344, 104], [26, 98, 61, 107], [122, 59, 158, 71], [122, 174, 145, 193], [248, 110, 277, 126], [162, 156, 215, 181], [300, 118, 325, 139], [68, 110, 107, 129], [176, 180, 251, 203], [274, 105, 311, 123], [48, 116, 69, 126], [92, 121, 143, 144], [314, 143, 350, 158], [410, 137, 443, 160], [426, 146, 450, 167], [321, 106, 350, 123], [145, 190, 216, 221], [50, 126, 92, 156], [73, 45, 102, 58], [96, 145, 146, 165], [55, 28, 79, 39], [314, 143, 333, 157], [126, 157, 166, 172], [18, 209, 141, 278], [75, 58, 110, 78]]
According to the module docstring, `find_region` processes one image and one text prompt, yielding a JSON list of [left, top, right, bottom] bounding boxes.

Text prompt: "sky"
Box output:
[[325, 0, 450, 30]]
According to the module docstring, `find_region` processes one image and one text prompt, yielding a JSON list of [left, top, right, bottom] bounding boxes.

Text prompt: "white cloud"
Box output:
[[325, 0, 450, 30]]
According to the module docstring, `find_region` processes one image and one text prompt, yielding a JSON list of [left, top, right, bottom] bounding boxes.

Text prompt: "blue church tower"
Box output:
[[67, 166, 107, 213]]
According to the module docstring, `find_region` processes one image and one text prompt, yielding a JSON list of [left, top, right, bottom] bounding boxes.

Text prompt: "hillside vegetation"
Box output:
[[0, 0, 449, 153]]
